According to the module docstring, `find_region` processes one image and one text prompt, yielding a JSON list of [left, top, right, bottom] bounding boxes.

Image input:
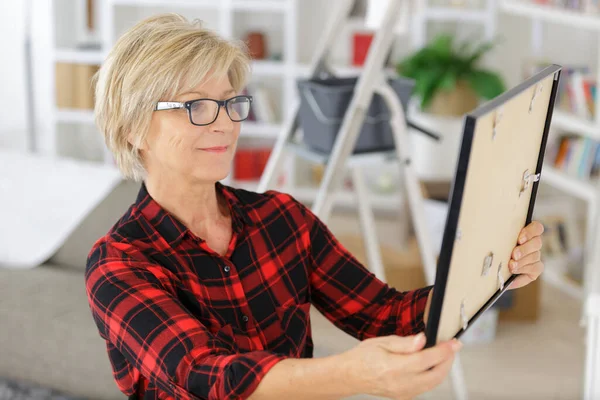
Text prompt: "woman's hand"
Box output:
[[341, 333, 461, 400], [508, 221, 545, 290]]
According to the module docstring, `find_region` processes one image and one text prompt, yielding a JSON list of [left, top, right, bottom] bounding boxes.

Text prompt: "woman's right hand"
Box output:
[[340, 333, 462, 400]]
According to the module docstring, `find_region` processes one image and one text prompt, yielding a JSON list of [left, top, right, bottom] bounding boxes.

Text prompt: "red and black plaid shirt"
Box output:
[[85, 182, 431, 400]]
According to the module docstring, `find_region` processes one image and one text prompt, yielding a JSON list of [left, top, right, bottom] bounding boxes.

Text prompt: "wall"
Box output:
[[0, 0, 28, 150]]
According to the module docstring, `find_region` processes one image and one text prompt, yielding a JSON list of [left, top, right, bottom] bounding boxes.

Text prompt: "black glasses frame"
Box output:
[[155, 95, 253, 126]]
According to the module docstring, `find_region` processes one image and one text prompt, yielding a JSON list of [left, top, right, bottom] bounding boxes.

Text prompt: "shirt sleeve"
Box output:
[[288, 195, 433, 339], [85, 241, 287, 400]]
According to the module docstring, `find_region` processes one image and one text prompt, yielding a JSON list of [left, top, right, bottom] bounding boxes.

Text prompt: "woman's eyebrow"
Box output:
[[177, 89, 236, 99]]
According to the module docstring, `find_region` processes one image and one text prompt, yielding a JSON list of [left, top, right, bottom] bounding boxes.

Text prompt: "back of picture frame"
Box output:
[[425, 64, 562, 347]]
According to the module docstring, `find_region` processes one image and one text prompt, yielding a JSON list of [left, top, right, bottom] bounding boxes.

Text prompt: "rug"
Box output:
[[0, 377, 84, 400]]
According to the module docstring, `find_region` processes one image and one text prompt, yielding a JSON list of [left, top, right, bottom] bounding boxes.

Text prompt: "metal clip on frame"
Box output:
[[492, 108, 503, 140], [529, 84, 543, 113], [520, 169, 541, 197], [482, 252, 494, 276], [460, 299, 468, 331]]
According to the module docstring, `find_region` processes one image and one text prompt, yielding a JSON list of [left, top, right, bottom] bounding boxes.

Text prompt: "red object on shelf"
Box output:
[[233, 148, 272, 181], [233, 149, 257, 181], [256, 149, 271, 176], [352, 32, 374, 66]]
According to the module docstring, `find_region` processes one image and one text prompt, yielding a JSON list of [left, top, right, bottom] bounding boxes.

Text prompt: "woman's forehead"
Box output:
[[176, 71, 234, 98]]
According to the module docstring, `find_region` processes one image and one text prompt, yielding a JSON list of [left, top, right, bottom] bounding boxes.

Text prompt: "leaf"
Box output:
[[395, 33, 504, 109], [465, 40, 495, 65], [438, 71, 457, 91], [430, 34, 454, 57], [468, 69, 506, 99]]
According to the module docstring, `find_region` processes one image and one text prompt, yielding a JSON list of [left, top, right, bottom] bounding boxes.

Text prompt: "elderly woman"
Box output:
[[86, 13, 545, 400]]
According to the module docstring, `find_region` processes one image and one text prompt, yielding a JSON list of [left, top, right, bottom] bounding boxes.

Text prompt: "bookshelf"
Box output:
[[48, 0, 301, 188], [500, 0, 600, 304], [411, 0, 498, 48]]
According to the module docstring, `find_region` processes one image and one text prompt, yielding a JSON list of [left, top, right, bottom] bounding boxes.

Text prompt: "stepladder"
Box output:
[[256, 0, 468, 399]]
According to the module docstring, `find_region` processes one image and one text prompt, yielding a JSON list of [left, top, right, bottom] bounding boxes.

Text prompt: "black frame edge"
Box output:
[[424, 114, 477, 349]]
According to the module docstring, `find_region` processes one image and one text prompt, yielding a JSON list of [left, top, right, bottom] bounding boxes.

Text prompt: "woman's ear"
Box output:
[[127, 131, 147, 151]]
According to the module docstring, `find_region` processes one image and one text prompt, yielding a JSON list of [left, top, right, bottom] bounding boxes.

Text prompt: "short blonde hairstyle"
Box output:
[[94, 13, 251, 181]]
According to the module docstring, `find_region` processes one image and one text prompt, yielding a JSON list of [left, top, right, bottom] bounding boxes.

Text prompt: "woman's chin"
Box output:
[[192, 167, 231, 183]]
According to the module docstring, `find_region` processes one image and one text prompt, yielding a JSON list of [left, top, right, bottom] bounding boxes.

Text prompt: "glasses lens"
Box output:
[[227, 97, 251, 122], [190, 100, 219, 125]]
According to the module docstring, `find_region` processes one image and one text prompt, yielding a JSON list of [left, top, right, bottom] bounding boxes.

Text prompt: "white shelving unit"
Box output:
[[500, 0, 600, 301], [411, 0, 498, 48], [498, 2, 600, 397]]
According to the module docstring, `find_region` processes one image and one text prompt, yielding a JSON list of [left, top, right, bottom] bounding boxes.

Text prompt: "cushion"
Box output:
[[0, 264, 122, 399], [49, 180, 140, 271]]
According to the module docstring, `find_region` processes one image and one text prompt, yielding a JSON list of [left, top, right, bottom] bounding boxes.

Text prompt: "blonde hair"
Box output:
[[94, 13, 251, 181]]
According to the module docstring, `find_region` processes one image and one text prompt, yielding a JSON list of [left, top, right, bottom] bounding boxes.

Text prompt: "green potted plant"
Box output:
[[396, 34, 506, 116]]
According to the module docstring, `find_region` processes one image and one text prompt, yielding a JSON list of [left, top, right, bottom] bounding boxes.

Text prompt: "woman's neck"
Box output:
[[144, 175, 228, 234]]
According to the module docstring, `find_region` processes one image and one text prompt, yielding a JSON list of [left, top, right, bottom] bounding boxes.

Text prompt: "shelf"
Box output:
[[226, 181, 403, 211], [501, 0, 600, 31], [286, 141, 397, 167], [295, 63, 397, 78], [291, 187, 403, 212], [55, 48, 105, 64], [424, 7, 489, 22], [552, 110, 600, 141], [241, 122, 282, 138], [56, 109, 95, 124], [252, 60, 286, 75], [232, 0, 288, 12], [345, 17, 375, 31], [111, 0, 217, 7], [542, 164, 598, 202]]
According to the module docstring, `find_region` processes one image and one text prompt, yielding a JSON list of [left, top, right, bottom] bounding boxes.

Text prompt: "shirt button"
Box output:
[[223, 265, 231, 273], [242, 315, 249, 322]]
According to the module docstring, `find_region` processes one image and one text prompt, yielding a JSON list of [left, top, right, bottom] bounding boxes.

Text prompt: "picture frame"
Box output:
[[425, 64, 563, 347]]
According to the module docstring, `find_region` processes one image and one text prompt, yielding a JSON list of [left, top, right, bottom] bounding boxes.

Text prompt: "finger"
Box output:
[[512, 236, 543, 260], [518, 221, 545, 244], [508, 274, 534, 290], [376, 333, 426, 354], [509, 251, 541, 273], [508, 262, 543, 290], [406, 339, 461, 372], [414, 352, 456, 392], [513, 259, 544, 279]]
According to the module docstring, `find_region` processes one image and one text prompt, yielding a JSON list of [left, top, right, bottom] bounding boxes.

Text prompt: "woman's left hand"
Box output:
[[508, 221, 545, 290]]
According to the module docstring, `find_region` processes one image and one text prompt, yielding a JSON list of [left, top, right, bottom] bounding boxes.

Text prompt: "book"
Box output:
[[246, 84, 277, 123]]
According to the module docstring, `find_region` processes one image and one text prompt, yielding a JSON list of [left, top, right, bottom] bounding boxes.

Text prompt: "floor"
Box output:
[[312, 211, 587, 400]]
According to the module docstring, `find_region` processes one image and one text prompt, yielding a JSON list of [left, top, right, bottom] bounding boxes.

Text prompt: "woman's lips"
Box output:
[[199, 146, 228, 153]]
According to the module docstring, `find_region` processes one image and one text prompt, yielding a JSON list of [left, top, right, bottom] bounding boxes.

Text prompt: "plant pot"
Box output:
[[424, 80, 480, 117]]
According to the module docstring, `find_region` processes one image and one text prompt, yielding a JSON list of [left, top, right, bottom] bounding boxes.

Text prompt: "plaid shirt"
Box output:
[[85, 182, 431, 400]]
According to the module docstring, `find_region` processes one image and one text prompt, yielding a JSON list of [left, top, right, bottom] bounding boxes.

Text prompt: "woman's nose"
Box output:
[[210, 105, 234, 131]]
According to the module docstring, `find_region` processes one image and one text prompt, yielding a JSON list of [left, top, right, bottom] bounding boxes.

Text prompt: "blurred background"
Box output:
[[0, 0, 599, 399]]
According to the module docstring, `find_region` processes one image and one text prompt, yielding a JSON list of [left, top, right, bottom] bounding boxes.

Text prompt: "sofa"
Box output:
[[0, 180, 141, 400]]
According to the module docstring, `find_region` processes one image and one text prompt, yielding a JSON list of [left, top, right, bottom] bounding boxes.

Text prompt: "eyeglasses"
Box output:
[[155, 95, 253, 126]]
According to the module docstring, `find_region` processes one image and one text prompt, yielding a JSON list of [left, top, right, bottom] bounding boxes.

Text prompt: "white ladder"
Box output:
[[257, 1, 468, 399]]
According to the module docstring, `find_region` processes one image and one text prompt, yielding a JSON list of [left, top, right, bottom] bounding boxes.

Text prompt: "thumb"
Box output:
[[377, 333, 426, 354]]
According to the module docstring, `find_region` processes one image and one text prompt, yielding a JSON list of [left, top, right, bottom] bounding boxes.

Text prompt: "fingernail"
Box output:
[[514, 250, 521, 260], [510, 260, 518, 272], [414, 332, 425, 344], [519, 235, 527, 244], [452, 339, 463, 351]]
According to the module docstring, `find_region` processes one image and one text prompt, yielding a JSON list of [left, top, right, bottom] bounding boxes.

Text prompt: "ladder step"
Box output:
[[285, 141, 397, 166]]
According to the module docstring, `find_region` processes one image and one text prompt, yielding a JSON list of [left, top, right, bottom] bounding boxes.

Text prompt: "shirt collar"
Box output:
[[135, 181, 254, 246]]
